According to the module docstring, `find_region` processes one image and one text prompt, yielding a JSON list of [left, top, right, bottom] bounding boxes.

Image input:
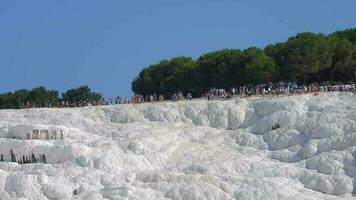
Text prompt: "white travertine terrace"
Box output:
[[0, 92, 355, 199], [7, 124, 70, 140]]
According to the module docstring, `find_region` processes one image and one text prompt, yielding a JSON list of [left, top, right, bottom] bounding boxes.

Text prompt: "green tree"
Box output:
[[132, 57, 197, 96], [332, 28, 356, 45], [62, 86, 102, 102], [160, 57, 197, 94], [0, 87, 59, 109], [14, 89, 30, 108], [195, 49, 243, 89], [0, 92, 17, 109], [273, 33, 333, 82], [241, 48, 277, 84], [29, 87, 58, 107], [131, 27, 356, 96], [325, 35, 356, 81], [132, 67, 157, 95]]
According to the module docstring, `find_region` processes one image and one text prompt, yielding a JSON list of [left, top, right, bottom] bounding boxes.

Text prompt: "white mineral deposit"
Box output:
[[0, 92, 355, 199]]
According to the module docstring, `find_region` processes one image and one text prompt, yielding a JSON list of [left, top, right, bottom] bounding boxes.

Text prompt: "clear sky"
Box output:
[[1, 0, 356, 98]]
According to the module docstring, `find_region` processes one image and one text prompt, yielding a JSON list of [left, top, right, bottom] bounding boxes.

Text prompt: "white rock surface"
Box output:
[[0, 92, 355, 199]]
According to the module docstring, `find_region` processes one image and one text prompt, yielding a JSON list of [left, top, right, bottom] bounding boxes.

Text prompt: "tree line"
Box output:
[[0, 86, 102, 109], [132, 28, 356, 97]]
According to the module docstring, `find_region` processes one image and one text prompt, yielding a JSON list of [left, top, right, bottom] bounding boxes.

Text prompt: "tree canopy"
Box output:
[[0, 87, 58, 109], [0, 85, 102, 109], [61, 85, 102, 102], [132, 28, 356, 97], [332, 28, 356, 46], [195, 49, 242, 90], [132, 57, 197, 96]]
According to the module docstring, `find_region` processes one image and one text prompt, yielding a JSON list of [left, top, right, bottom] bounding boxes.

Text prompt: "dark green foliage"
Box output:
[[132, 57, 197, 96], [28, 87, 58, 107], [195, 49, 243, 89], [332, 28, 356, 45], [267, 33, 333, 82], [0, 87, 58, 109], [0, 92, 18, 109], [132, 27, 356, 96], [326, 35, 356, 81], [62, 85, 102, 102], [241, 48, 277, 84], [0, 85, 102, 109]]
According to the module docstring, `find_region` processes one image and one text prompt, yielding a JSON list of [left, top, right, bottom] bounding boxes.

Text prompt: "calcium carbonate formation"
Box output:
[[0, 92, 355, 199]]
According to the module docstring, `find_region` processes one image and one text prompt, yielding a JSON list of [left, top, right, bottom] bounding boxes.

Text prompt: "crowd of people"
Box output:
[[130, 82, 356, 103], [129, 92, 192, 103], [23, 98, 117, 108], [21, 94, 166, 108], [204, 82, 356, 100], [18, 82, 356, 109]]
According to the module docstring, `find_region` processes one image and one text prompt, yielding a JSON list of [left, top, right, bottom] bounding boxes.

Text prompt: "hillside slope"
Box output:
[[0, 93, 355, 199]]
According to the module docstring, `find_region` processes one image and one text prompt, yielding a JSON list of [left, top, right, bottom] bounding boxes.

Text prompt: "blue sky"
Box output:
[[1, 0, 356, 97]]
